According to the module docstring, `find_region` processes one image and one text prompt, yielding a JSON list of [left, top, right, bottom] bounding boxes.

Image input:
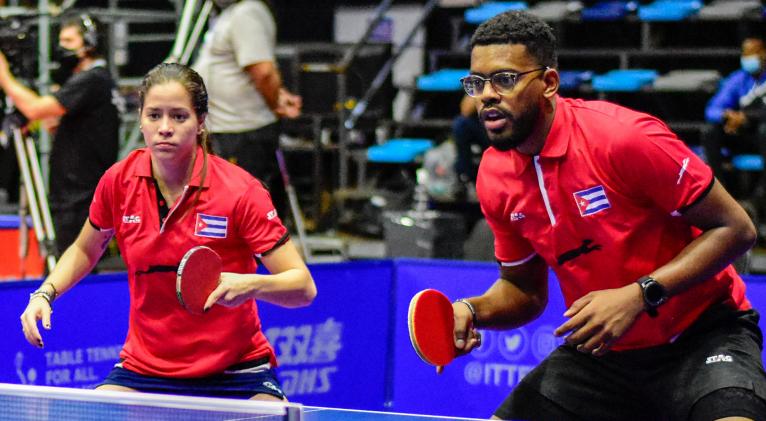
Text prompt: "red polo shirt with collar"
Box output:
[[477, 96, 750, 351], [89, 147, 288, 378]]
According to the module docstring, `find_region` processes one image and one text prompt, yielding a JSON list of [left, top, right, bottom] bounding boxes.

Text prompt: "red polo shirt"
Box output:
[[89, 147, 287, 377], [477, 96, 750, 351]]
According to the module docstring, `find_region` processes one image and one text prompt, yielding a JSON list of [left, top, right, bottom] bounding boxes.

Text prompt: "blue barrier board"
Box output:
[[0, 260, 764, 419]]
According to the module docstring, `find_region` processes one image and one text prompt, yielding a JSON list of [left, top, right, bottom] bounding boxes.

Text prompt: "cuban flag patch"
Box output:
[[194, 213, 228, 238], [573, 185, 611, 217]]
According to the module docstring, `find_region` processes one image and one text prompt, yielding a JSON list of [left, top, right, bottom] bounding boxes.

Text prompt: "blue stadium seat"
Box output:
[[367, 138, 434, 164], [559, 70, 594, 91], [592, 69, 658, 92], [732, 154, 764, 172], [581, 0, 638, 20], [416, 69, 469, 92], [638, 0, 702, 21], [464, 2, 529, 25]]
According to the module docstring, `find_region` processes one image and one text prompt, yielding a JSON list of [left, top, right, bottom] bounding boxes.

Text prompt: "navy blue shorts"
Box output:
[[98, 357, 286, 400], [496, 304, 766, 420]]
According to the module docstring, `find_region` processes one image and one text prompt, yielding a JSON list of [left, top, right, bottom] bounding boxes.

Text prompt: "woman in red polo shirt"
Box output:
[[19, 62, 316, 400]]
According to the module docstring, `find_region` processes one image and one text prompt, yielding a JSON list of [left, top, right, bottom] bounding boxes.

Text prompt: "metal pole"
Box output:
[[337, 0, 394, 73], [276, 149, 311, 260], [37, 0, 51, 187], [169, 0, 199, 61], [121, 0, 210, 156], [335, 0, 395, 189], [180, 0, 212, 65], [337, 71, 349, 189], [345, 0, 439, 130]]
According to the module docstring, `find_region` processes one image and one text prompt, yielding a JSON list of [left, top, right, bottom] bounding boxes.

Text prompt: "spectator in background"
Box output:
[[0, 14, 120, 256], [702, 35, 766, 203], [193, 0, 301, 221], [453, 94, 489, 199]]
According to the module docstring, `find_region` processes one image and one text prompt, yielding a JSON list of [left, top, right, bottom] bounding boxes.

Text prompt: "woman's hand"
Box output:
[[203, 272, 257, 311], [20, 295, 53, 348]]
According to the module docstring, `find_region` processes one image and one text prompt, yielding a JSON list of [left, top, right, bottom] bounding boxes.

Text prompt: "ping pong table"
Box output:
[[0, 383, 487, 420]]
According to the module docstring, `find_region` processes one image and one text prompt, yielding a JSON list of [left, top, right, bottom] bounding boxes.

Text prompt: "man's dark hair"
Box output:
[[471, 11, 558, 68], [59, 14, 103, 58]]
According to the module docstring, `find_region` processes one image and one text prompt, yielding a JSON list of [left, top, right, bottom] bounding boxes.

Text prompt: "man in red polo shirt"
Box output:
[[451, 11, 766, 420]]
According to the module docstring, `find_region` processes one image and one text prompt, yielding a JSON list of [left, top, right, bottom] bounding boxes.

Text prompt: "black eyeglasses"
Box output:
[[460, 67, 549, 97]]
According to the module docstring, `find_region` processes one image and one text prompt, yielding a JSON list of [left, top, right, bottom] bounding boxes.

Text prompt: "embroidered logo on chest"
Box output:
[[573, 185, 611, 217], [194, 213, 228, 238]]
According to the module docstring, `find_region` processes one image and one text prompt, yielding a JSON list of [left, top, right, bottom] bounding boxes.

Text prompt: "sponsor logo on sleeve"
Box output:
[[122, 215, 141, 224], [677, 157, 690, 185]]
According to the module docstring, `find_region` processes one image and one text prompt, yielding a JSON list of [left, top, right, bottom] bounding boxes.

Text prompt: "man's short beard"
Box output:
[[488, 105, 539, 152]]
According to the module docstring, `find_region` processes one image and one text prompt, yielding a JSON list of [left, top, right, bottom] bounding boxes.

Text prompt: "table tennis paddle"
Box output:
[[408, 288, 456, 367], [176, 246, 222, 315]]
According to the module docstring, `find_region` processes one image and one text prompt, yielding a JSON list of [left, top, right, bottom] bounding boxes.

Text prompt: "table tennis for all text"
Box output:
[[0, 384, 487, 420]]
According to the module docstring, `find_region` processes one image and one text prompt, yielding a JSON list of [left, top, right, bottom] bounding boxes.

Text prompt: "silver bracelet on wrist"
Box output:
[[455, 298, 477, 327], [41, 282, 58, 301], [29, 290, 54, 309]]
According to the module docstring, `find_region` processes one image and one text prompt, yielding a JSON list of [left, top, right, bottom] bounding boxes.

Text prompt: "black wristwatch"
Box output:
[[636, 275, 667, 318]]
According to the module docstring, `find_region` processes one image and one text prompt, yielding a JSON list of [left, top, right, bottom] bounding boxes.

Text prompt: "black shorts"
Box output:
[[495, 304, 766, 421], [98, 357, 286, 400]]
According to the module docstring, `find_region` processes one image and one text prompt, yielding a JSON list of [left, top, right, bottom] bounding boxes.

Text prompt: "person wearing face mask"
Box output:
[[702, 35, 766, 203], [0, 14, 120, 257], [192, 0, 301, 223]]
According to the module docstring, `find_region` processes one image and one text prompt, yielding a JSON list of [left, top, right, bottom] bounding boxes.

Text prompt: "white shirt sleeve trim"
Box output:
[[500, 252, 537, 267]]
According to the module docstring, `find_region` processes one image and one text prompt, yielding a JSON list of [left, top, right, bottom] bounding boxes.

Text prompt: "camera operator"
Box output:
[[0, 14, 120, 257]]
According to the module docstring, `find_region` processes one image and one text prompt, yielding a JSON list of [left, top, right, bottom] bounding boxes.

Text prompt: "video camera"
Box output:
[[0, 17, 36, 83]]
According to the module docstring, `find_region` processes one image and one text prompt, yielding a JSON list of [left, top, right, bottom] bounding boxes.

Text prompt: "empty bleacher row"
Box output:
[[410, 0, 764, 148]]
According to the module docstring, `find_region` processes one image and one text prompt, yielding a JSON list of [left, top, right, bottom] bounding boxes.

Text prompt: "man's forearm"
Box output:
[[247, 62, 282, 112], [1, 74, 40, 115], [255, 74, 280, 112], [0, 72, 65, 120], [472, 277, 548, 329]]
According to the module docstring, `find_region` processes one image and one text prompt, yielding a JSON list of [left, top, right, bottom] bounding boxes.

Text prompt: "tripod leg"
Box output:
[[25, 134, 57, 259], [12, 126, 56, 272], [18, 184, 28, 279]]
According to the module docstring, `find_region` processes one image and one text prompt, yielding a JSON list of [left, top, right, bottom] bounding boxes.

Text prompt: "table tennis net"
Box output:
[[0, 383, 301, 421]]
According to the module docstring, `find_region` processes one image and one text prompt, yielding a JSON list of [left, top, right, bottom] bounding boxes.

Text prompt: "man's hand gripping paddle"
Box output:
[[176, 246, 222, 315], [408, 289, 456, 369]]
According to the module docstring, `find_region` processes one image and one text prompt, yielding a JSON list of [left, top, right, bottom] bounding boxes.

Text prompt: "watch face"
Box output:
[[644, 281, 665, 306]]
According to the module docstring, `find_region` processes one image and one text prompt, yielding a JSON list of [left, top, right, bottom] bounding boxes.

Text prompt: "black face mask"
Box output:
[[51, 46, 79, 85]]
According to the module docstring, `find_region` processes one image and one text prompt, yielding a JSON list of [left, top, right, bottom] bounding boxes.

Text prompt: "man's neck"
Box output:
[[75, 56, 96, 73], [518, 96, 557, 156]]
